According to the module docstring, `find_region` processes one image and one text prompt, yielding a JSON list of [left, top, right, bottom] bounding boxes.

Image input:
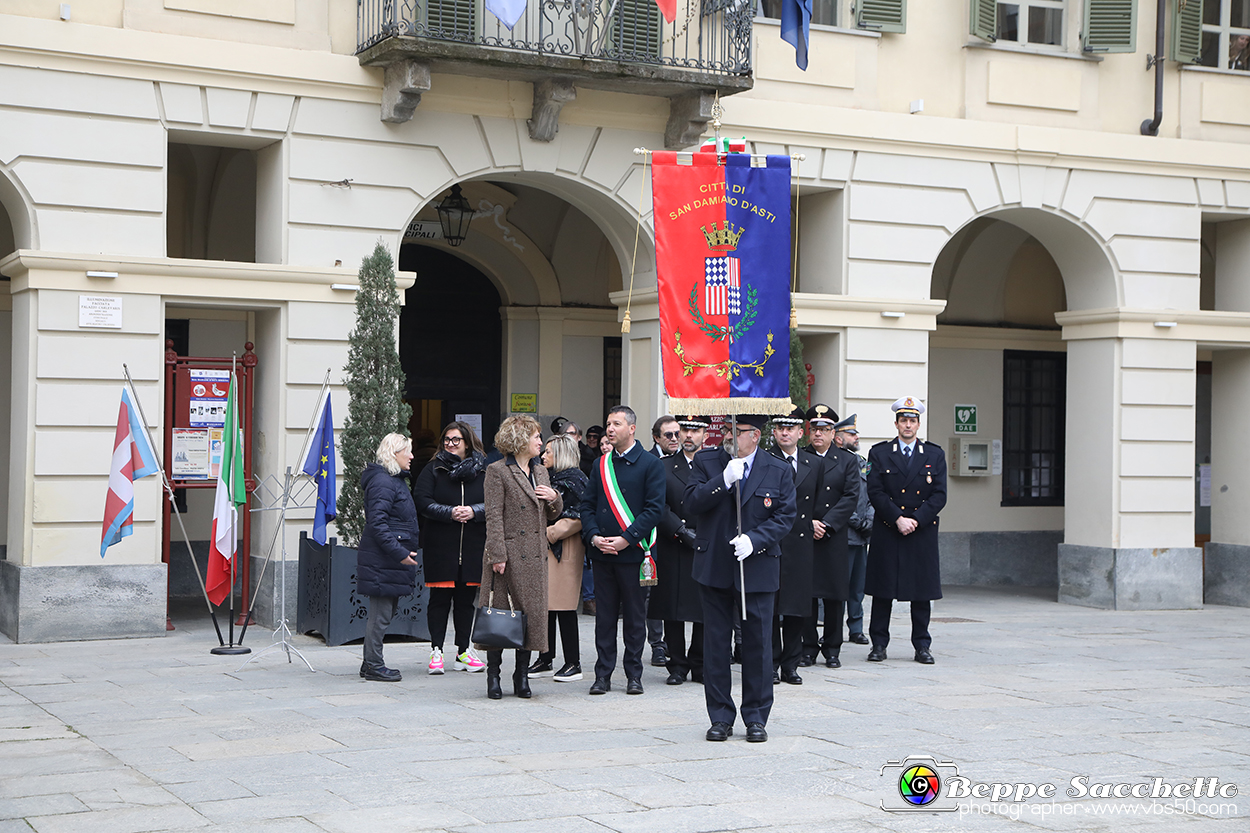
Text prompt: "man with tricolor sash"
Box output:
[[580, 405, 666, 696]]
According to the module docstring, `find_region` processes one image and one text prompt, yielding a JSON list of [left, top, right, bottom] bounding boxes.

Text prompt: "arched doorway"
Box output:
[[399, 245, 503, 459], [929, 215, 1069, 589]]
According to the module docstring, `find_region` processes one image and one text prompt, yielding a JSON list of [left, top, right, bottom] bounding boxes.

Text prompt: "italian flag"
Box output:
[[205, 373, 245, 606]]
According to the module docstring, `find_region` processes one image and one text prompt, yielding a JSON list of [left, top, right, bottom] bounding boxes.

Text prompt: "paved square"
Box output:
[[0, 587, 1246, 831]]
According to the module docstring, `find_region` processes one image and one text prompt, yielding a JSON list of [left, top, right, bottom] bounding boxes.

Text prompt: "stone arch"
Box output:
[[0, 167, 36, 254]]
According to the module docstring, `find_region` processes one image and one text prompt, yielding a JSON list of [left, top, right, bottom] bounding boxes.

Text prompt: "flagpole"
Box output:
[[122, 364, 225, 647], [238, 368, 332, 649], [633, 148, 806, 162], [731, 413, 747, 617], [213, 353, 250, 655]]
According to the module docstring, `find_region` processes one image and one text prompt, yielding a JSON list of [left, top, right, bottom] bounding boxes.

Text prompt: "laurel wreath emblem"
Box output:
[[687, 284, 759, 344]]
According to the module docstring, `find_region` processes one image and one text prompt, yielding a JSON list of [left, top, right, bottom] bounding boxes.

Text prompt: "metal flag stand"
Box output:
[[121, 364, 227, 648], [235, 369, 333, 673]]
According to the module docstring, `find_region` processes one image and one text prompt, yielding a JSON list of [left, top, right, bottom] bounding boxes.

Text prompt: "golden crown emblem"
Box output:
[[700, 221, 745, 251]]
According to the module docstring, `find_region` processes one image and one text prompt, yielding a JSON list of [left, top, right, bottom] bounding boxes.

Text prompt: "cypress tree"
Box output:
[[789, 329, 807, 409], [337, 242, 412, 547]]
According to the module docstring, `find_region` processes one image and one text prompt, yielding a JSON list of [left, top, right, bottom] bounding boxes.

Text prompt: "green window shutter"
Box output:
[[969, 0, 996, 42], [1170, 0, 1203, 64], [1082, 0, 1136, 53], [856, 0, 906, 34], [611, 0, 661, 59], [427, 0, 477, 39]]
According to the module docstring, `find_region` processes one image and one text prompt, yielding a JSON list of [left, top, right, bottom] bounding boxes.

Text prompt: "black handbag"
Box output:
[[471, 575, 526, 650]]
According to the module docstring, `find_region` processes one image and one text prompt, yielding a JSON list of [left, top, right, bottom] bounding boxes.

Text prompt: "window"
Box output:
[[1002, 350, 1065, 507], [756, 0, 836, 28], [996, 0, 1064, 46], [603, 336, 622, 421], [1200, 0, 1250, 70]]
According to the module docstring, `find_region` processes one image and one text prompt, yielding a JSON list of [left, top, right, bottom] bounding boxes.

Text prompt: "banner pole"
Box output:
[[731, 414, 746, 616], [122, 364, 225, 646]]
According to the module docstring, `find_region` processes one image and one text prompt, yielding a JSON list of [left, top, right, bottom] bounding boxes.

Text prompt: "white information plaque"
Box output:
[[79, 295, 123, 329]]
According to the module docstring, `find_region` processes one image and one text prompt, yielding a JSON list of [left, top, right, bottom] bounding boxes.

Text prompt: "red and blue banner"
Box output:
[[101, 388, 160, 557], [652, 151, 793, 415]]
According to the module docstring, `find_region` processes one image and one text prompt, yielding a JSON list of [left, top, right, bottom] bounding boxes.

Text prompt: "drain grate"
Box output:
[[931, 617, 982, 624]]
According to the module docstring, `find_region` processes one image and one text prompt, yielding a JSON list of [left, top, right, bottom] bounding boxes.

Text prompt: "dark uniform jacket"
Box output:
[[768, 447, 823, 617], [647, 452, 703, 623], [847, 452, 874, 548], [811, 446, 860, 601], [580, 441, 667, 565], [684, 447, 797, 592], [864, 438, 947, 602]]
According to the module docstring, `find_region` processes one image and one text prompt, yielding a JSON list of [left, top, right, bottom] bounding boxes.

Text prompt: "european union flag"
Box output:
[[781, 0, 812, 70], [300, 393, 336, 545]]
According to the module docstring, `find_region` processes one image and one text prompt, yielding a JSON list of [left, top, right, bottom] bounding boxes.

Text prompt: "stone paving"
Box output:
[[0, 586, 1247, 832]]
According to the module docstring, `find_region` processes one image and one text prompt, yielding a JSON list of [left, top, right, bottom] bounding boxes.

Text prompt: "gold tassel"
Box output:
[[790, 306, 798, 329], [621, 309, 632, 334]]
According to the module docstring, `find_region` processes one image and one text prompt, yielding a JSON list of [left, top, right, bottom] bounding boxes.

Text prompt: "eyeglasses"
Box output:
[[734, 427, 758, 436], [443, 436, 463, 446], [660, 431, 679, 440], [810, 426, 833, 433]]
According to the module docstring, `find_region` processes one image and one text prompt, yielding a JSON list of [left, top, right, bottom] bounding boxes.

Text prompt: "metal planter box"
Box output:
[[297, 532, 430, 646]]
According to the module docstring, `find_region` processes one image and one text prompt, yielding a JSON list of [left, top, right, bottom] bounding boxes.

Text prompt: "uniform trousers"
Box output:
[[802, 598, 844, 659], [772, 614, 806, 673], [664, 621, 704, 680], [868, 596, 931, 652], [591, 559, 646, 681], [845, 544, 867, 636], [702, 585, 774, 727]]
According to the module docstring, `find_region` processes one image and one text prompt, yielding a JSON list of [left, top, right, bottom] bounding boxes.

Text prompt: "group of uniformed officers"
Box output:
[[622, 397, 948, 743]]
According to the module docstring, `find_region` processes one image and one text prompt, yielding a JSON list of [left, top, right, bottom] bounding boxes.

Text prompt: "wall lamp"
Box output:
[[881, 311, 906, 319], [86, 270, 118, 279]]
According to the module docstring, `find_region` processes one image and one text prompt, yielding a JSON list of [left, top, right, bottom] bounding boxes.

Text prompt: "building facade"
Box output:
[[1, 0, 1247, 641]]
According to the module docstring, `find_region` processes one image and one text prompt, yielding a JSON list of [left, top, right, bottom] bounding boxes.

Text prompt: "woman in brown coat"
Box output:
[[478, 415, 562, 699]]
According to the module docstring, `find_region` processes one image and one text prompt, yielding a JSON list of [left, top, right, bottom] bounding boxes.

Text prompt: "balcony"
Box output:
[[356, 0, 753, 147]]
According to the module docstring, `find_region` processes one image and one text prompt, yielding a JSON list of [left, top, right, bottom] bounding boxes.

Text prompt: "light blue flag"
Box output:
[[781, 0, 812, 70], [486, 0, 527, 29]]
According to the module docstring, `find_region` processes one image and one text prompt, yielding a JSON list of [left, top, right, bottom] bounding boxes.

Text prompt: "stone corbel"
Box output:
[[381, 59, 431, 124], [528, 78, 577, 142], [665, 90, 716, 150]]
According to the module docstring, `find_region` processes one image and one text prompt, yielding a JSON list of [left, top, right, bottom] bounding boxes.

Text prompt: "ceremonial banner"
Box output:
[[652, 151, 792, 415]]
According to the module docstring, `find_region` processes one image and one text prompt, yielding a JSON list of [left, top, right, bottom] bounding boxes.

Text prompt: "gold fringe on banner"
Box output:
[[667, 397, 795, 417]]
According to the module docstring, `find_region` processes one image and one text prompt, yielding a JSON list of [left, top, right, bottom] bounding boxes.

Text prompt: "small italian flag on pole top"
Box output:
[[699, 137, 747, 154], [205, 372, 245, 606]]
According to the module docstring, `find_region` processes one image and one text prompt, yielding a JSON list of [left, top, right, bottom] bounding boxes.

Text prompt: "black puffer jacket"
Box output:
[[413, 450, 486, 584], [356, 463, 419, 598]]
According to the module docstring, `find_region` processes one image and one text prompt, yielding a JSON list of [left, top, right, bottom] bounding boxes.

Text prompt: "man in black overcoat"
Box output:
[[767, 406, 822, 684], [648, 415, 708, 685], [685, 415, 796, 743], [801, 404, 860, 669], [865, 396, 947, 664]]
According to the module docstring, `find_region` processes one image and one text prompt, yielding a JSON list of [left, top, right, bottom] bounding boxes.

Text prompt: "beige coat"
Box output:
[[546, 518, 585, 611], [477, 457, 562, 652]]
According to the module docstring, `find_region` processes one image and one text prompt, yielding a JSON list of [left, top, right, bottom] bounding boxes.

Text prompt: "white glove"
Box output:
[[731, 533, 753, 561], [723, 457, 747, 488]]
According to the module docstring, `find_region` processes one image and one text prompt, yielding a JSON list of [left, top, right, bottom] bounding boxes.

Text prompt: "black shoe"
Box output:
[[745, 722, 768, 743], [626, 677, 644, 695], [589, 677, 611, 695], [781, 669, 803, 685], [666, 671, 685, 685], [914, 649, 935, 664], [528, 656, 554, 677], [797, 654, 815, 668], [581, 599, 596, 616], [706, 722, 733, 741], [772, 669, 781, 685], [361, 665, 401, 682], [867, 648, 887, 662], [651, 647, 668, 667], [553, 663, 583, 682], [849, 632, 870, 645], [486, 650, 503, 699], [825, 654, 841, 669]]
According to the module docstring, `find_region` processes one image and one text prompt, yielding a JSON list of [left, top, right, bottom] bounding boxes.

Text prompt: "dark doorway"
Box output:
[[398, 245, 503, 453]]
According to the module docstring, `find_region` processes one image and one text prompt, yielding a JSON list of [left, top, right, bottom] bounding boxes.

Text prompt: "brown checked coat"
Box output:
[[476, 456, 562, 652]]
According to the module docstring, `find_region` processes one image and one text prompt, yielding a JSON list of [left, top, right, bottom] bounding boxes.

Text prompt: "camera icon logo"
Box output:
[[880, 755, 960, 813]]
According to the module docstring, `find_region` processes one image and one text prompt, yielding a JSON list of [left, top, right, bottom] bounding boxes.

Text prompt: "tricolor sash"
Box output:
[[600, 452, 658, 586]]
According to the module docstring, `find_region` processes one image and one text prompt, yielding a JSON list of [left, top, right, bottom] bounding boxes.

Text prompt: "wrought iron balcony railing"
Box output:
[[357, 0, 753, 77]]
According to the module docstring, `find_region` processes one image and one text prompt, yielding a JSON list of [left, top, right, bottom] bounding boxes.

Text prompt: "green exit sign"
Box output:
[[954, 404, 977, 434]]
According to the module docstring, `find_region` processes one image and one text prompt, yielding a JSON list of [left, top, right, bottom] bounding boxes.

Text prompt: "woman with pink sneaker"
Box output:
[[413, 421, 488, 675]]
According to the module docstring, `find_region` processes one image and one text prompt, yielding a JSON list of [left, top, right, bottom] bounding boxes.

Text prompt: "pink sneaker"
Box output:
[[428, 647, 445, 675], [454, 649, 486, 672]]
